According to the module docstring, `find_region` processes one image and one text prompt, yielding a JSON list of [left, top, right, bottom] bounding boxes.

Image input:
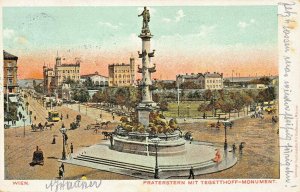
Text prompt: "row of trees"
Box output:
[[91, 87, 169, 113], [197, 87, 276, 118]]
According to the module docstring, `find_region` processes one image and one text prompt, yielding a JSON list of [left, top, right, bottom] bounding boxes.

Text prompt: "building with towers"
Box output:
[[43, 53, 80, 96], [108, 55, 135, 87]]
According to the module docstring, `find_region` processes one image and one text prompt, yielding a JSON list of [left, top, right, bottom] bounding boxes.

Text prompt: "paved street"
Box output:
[[4, 95, 279, 179]]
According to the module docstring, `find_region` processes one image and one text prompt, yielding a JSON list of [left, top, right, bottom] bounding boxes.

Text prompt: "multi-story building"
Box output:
[[176, 73, 205, 88], [3, 51, 19, 94], [81, 71, 108, 87], [176, 72, 223, 90], [43, 66, 55, 95], [204, 72, 223, 90], [108, 56, 135, 87], [43, 54, 80, 96]]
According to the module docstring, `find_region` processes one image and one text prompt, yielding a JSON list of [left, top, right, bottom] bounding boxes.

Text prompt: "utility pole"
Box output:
[[177, 83, 180, 117]]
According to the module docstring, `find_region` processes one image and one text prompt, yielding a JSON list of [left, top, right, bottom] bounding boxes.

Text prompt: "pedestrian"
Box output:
[[203, 113, 206, 119], [100, 114, 102, 119], [232, 143, 236, 153], [60, 163, 65, 172], [64, 133, 68, 145], [61, 114, 63, 120], [70, 143, 74, 153], [59, 166, 64, 179], [110, 135, 113, 148], [34, 116, 36, 121], [213, 149, 222, 163], [188, 166, 195, 179], [52, 136, 56, 144], [112, 115, 115, 120], [66, 114, 69, 119], [239, 143, 244, 154]]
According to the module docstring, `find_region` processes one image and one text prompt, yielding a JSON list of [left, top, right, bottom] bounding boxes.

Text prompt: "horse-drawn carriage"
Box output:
[[70, 114, 81, 130], [31, 147, 44, 166]]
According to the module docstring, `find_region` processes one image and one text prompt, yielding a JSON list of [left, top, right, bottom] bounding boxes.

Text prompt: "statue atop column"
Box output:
[[138, 7, 150, 31]]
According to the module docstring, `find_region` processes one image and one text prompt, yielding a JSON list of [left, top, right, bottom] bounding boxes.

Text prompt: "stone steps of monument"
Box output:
[[159, 160, 216, 171], [74, 155, 155, 173], [74, 154, 216, 173]]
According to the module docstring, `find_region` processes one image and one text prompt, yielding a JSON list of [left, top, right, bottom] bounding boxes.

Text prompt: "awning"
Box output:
[[8, 96, 18, 103]]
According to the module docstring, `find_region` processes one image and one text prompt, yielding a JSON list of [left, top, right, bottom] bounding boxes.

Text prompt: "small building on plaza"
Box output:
[[81, 71, 108, 87], [247, 84, 268, 89], [108, 55, 135, 87], [3, 50, 19, 94]]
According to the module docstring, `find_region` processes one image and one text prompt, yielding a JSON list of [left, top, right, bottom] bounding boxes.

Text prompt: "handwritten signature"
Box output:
[[45, 180, 102, 192]]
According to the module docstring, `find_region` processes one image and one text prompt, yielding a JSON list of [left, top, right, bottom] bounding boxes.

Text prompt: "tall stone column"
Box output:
[[137, 7, 157, 128]]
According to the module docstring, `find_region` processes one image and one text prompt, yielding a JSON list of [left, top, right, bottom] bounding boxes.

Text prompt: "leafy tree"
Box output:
[[249, 77, 271, 85], [255, 87, 275, 104], [180, 81, 201, 89], [219, 96, 235, 119], [158, 101, 169, 115], [72, 88, 90, 102], [203, 90, 212, 101], [197, 102, 211, 117], [223, 79, 231, 87], [84, 77, 94, 88], [241, 92, 254, 114], [231, 92, 245, 117]]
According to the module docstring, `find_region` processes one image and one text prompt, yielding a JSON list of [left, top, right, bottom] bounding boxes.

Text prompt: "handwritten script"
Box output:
[[278, 0, 297, 188], [45, 180, 102, 192]]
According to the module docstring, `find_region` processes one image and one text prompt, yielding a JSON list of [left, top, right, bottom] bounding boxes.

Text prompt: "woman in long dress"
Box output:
[[213, 149, 222, 163]]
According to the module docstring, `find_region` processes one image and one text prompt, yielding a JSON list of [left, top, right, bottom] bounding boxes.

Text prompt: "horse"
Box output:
[[101, 121, 111, 129], [45, 123, 55, 130], [207, 122, 222, 129], [101, 131, 112, 140]]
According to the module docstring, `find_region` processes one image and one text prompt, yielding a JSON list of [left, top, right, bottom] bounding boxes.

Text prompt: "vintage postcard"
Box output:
[[0, 0, 300, 192]]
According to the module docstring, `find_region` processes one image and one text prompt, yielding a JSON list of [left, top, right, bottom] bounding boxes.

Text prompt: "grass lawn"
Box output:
[[164, 101, 214, 118], [164, 101, 250, 119]]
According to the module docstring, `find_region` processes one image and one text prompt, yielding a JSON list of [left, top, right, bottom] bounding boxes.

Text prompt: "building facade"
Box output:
[[81, 71, 108, 87], [108, 56, 135, 87], [176, 72, 223, 90], [43, 66, 55, 95], [3, 51, 19, 94], [204, 72, 223, 90], [43, 55, 80, 96]]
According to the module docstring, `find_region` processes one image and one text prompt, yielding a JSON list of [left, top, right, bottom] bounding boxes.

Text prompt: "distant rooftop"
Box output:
[[109, 63, 130, 67], [59, 63, 80, 67], [81, 71, 108, 78], [177, 72, 223, 79], [3, 50, 18, 60]]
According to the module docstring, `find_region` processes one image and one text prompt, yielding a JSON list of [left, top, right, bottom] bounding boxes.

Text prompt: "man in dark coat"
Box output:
[[188, 166, 195, 179]]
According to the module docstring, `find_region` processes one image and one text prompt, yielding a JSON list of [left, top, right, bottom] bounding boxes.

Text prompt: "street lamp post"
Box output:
[[187, 105, 190, 118], [177, 84, 180, 117], [152, 137, 161, 179], [22, 118, 26, 137], [59, 124, 67, 160], [224, 125, 228, 151]]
